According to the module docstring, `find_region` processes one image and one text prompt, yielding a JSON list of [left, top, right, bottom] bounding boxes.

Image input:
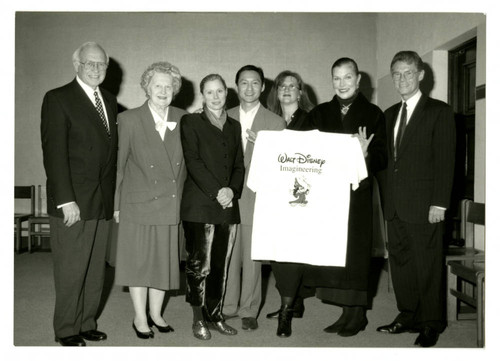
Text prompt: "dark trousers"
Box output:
[[387, 216, 445, 331], [271, 262, 314, 300], [183, 221, 236, 322], [49, 216, 110, 338]]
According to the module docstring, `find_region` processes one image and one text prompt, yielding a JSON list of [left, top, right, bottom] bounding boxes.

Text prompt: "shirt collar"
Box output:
[[239, 102, 260, 116], [76, 75, 101, 99], [402, 89, 422, 110], [148, 102, 170, 123]]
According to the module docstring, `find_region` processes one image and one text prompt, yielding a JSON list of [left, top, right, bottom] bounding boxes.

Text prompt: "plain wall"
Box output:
[[15, 12, 378, 191]]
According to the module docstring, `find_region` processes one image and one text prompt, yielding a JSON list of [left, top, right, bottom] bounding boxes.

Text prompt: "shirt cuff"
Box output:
[[432, 205, 446, 210], [57, 201, 76, 209]]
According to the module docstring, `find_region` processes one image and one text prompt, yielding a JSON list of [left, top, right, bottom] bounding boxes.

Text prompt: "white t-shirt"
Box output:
[[247, 129, 367, 267]]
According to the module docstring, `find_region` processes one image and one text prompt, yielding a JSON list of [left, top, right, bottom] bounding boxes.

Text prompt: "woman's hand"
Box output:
[[353, 126, 374, 158], [113, 210, 120, 223], [217, 187, 234, 208]]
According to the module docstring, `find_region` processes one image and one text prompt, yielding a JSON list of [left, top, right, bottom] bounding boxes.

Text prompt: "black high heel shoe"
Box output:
[[132, 321, 154, 339], [147, 314, 175, 333]]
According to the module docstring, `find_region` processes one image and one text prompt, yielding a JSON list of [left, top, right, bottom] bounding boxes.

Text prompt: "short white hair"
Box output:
[[72, 42, 109, 64]]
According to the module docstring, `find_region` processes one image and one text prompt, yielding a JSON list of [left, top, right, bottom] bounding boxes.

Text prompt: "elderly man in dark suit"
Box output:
[[41, 42, 118, 346], [377, 51, 455, 347], [223, 65, 286, 331]]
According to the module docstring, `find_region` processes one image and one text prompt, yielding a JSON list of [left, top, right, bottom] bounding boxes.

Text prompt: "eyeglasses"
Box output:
[[80, 61, 108, 71], [278, 84, 298, 92], [391, 70, 419, 81]]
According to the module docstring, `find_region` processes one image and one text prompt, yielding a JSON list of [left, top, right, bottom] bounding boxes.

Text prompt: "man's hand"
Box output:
[[428, 206, 446, 224], [62, 202, 81, 227], [217, 187, 234, 208]]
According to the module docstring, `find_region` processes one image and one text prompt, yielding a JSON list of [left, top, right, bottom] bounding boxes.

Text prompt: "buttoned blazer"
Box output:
[[41, 78, 118, 220], [180, 111, 245, 224], [114, 102, 187, 225], [383, 94, 456, 223], [227, 105, 286, 224]]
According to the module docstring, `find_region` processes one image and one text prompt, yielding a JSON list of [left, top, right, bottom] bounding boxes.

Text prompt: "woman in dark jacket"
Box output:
[[180, 74, 245, 341], [304, 58, 387, 337]]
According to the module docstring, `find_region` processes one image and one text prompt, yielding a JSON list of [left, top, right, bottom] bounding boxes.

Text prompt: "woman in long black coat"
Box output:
[[303, 58, 387, 337]]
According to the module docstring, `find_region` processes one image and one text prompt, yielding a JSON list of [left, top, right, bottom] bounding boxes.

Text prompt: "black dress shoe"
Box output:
[[276, 306, 293, 337], [132, 322, 154, 339], [80, 329, 107, 341], [414, 326, 439, 347], [147, 314, 175, 333], [338, 317, 368, 337], [376, 321, 417, 334], [55, 335, 86, 346], [242, 317, 258, 330]]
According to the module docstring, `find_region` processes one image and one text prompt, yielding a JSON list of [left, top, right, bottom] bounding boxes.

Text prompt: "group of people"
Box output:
[[40, 41, 455, 347]]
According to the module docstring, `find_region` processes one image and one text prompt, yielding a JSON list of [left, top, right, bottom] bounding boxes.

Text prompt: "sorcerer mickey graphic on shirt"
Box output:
[[289, 176, 310, 206]]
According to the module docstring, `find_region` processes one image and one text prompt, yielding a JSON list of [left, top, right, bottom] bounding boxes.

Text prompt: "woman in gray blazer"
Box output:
[[114, 62, 187, 339], [180, 74, 245, 340]]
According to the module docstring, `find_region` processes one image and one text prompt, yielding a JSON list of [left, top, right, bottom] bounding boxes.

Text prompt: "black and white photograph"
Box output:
[[5, 1, 498, 359]]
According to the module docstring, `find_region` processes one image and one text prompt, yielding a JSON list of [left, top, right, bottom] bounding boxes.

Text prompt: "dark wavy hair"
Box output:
[[267, 70, 314, 116]]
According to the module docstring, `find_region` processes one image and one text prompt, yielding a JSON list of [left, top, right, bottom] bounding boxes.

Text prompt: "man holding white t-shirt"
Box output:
[[223, 65, 286, 331]]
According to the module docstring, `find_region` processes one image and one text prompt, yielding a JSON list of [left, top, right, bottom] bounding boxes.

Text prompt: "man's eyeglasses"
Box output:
[[80, 61, 108, 71], [391, 71, 419, 81]]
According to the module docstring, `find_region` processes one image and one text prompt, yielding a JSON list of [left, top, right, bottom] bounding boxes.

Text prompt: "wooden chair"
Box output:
[[446, 200, 485, 347], [28, 185, 51, 252], [14, 185, 35, 253]]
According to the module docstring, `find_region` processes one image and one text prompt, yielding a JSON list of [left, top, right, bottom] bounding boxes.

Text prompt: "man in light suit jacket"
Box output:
[[223, 65, 286, 330], [41, 42, 118, 346], [377, 51, 455, 347]]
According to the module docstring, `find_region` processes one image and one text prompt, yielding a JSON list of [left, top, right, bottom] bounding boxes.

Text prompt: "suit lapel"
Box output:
[[244, 105, 267, 164], [398, 95, 428, 157], [388, 103, 401, 159], [140, 103, 175, 177], [165, 107, 182, 176], [101, 90, 117, 137], [71, 80, 112, 142]]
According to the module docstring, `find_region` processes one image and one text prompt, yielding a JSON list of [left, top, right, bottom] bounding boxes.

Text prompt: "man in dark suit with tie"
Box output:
[[41, 42, 118, 346], [377, 51, 455, 347]]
